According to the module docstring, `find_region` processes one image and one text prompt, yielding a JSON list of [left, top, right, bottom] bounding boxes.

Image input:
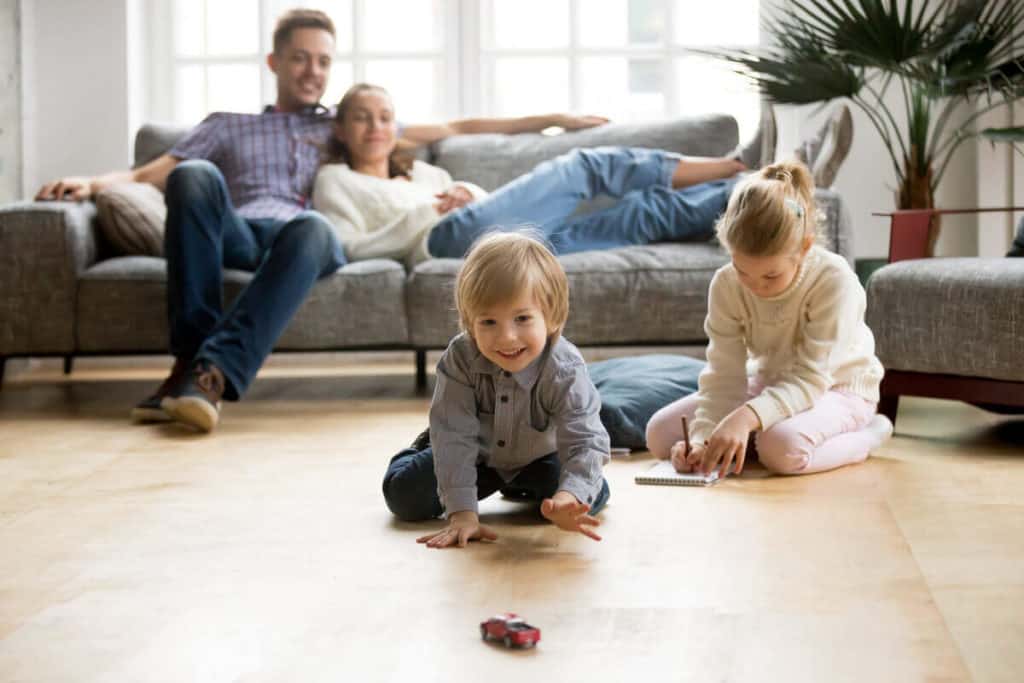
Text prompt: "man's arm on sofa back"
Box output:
[[34, 154, 180, 203]]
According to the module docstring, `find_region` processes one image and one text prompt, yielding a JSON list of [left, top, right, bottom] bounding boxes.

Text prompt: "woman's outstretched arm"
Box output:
[[398, 113, 608, 148]]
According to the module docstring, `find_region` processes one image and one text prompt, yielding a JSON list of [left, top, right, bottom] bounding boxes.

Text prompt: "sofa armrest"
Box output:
[[0, 201, 100, 354]]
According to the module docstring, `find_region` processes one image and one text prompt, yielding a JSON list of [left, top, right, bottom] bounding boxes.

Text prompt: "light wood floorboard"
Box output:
[[0, 355, 1021, 682]]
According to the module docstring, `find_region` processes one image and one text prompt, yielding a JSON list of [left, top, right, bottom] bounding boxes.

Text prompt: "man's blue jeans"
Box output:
[[427, 146, 737, 257], [164, 160, 345, 400]]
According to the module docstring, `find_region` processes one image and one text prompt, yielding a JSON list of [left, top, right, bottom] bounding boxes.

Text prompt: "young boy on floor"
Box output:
[[382, 231, 611, 547]]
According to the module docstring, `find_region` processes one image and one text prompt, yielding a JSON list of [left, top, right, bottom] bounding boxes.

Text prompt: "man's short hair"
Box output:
[[455, 231, 569, 338], [273, 8, 336, 53]]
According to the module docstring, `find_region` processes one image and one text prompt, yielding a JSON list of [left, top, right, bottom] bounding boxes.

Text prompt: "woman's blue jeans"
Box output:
[[427, 146, 737, 257], [164, 160, 346, 400]]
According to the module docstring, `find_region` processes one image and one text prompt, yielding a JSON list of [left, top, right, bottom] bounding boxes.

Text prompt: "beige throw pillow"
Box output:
[[95, 182, 166, 256]]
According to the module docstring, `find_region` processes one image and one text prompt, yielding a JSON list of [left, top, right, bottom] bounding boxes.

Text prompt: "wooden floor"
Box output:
[[0, 354, 1021, 683]]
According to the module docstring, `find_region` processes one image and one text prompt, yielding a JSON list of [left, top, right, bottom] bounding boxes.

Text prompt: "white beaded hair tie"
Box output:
[[784, 197, 805, 218]]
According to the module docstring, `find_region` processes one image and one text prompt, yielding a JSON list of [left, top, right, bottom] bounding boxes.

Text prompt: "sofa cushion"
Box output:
[[76, 257, 410, 352], [407, 242, 728, 348], [430, 115, 739, 191], [94, 182, 166, 256], [589, 354, 705, 449], [866, 258, 1024, 382]]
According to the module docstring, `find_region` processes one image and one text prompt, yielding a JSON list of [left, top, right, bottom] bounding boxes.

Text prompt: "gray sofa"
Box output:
[[0, 115, 854, 388]]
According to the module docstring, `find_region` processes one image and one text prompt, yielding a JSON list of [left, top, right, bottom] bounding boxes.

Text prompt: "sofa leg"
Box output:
[[63, 355, 74, 376], [415, 350, 427, 392], [878, 394, 899, 427]]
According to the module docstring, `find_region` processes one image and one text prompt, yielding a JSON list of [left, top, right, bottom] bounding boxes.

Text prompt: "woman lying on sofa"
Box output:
[[311, 82, 753, 265]]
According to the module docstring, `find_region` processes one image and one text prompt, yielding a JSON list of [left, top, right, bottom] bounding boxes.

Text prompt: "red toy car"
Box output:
[[479, 613, 541, 648]]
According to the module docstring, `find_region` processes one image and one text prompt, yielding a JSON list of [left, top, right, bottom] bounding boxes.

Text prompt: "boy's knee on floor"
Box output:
[[382, 457, 440, 522], [382, 475, 435, 522]]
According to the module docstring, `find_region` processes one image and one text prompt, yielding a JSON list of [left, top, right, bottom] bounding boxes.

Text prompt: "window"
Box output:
[[480, 0, 762, 139], [151, 0, 760, 138], [151, 0, 447, 125]]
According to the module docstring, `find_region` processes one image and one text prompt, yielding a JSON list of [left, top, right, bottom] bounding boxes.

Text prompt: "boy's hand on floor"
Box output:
[[541, 491, 602, 541], [416, 510, 498, 549]]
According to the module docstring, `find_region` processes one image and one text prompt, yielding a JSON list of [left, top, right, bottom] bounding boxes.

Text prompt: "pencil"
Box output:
[[680, 415, 690, 456]]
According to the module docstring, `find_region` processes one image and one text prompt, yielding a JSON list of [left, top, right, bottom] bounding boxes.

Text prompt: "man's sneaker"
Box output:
[[130, 357, 189, 423], [795, 104, 853, 187], [161, 360, 225, 433], [734, 102, 777, 170]]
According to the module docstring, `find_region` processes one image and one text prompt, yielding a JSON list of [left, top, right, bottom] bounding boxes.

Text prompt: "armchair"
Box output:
[[866, 207, 1024, 426]]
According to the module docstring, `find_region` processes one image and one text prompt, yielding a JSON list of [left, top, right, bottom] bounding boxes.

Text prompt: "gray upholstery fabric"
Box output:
[[405, 188, 852, 348], [134, 123, 190, 167], [430, 115, 739, 191], [0, 202, 98, 354], [1, 115, 856, 367], [867, 258, 1024, 382], [407, 243, 728, 348], [814, 188, 853, 265], [77, 257, 409, 352]]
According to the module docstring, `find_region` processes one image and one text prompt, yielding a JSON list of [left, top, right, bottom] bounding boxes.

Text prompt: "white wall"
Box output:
[[0, 0, 22, 203], [22, 0, 132, 195]]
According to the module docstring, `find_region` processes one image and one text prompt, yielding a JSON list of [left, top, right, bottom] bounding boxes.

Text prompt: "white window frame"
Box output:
[[144, 0, 760, 126], [476, 0, 761, 123], [144, 0, 455, 125]]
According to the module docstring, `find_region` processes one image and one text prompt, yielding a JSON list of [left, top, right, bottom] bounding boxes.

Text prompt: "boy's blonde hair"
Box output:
[[455, 231, 569, 338], [716, 160, 818, 256]]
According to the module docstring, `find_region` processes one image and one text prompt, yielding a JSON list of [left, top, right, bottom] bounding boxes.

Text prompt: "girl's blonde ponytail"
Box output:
[[716, 160, 818, 256]]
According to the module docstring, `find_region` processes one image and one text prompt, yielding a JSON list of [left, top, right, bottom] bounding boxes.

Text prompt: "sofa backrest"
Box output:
[[132, 114, 739, 187], [429, 114, 739, 191], [133, 124, 190, 168]]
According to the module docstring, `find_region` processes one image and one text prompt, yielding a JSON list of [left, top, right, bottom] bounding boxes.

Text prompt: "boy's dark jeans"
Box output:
[[383, 445, 610, 522]]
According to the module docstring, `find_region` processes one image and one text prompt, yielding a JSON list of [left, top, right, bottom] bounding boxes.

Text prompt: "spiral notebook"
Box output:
[[634, 460, 720, 487]]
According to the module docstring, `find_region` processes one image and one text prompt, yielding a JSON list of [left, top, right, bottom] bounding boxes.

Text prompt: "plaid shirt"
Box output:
[[168, 107, 333, 222]]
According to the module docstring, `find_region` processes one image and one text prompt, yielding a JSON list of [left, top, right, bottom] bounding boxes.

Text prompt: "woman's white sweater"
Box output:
[[312, 160, 488, 266], [692, 245, 885, 444]]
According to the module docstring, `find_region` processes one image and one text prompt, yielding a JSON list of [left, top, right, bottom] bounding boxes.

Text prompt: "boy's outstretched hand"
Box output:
[[417, 510, 498, 549], [541, 491, 602, 541]]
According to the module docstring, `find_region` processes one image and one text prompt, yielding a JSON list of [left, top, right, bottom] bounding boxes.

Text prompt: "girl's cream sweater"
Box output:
[[692, 245, 884, 444]]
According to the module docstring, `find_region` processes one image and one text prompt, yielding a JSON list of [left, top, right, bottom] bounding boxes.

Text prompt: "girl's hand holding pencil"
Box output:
[[670, 416, 706, 473]]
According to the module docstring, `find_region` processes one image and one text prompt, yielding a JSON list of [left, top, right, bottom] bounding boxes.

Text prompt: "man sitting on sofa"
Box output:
[[34, 8, 607, 434]]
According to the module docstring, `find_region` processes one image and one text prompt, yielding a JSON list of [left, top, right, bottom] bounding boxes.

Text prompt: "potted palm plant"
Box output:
[[704, 0, 1024, 255]]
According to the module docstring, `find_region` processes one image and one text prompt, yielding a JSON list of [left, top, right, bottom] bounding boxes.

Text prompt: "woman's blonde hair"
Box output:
[[455, 231, 569, 338], [715, 160, 818, 256]]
